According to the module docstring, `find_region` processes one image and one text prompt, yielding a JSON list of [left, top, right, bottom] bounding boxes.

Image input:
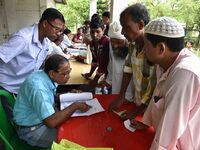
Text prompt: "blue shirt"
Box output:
[[0, 24, 50, 93], [13, 70, 57, 126]]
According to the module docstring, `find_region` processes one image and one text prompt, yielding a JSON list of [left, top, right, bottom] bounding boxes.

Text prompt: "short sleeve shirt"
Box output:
[[0, 24, 50, 93], [124, 42, 156, 105], [13, 70, 56, 126]]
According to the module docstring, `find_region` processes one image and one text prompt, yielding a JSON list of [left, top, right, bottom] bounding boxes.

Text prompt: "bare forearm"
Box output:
[[43, 103, 79, 128], [120, 72, 132, 96]]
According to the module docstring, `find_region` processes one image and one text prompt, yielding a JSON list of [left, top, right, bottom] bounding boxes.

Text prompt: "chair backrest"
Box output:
[[0, 90, 49, 150], [0, 90, 15, 108], [0, 95, 16, 143], [0, 129, 14, 150]]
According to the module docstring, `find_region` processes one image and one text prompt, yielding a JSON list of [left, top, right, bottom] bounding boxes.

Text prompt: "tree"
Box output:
[[56, 0, 90, 32], [97, 0, 110, 15]]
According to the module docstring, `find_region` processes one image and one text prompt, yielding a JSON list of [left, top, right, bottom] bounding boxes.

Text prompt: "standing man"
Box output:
[[101, 21, 133, 100], [102, 11, 110, 36], [136, 17, 200, 149], [0, 8, 65, 94], [109, 3, 156, 120], [81, 14, 109, 86]]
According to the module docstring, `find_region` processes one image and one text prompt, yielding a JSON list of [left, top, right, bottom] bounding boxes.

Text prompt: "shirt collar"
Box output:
[[41, 71, 58, 93], [33, 24, 40, 44], [158, 49, 188, 81]]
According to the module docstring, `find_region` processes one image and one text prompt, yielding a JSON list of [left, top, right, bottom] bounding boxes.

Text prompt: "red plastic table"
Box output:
[[57, 94, 155, 150]]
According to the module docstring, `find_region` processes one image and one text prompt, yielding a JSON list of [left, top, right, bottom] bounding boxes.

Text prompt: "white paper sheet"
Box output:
[[60, 98, 105, 117], [59, 92, 93, 103], [124, 119, 136, 132]]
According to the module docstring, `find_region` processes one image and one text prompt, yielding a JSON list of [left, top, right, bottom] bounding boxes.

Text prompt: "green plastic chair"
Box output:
[[0, 90, 49, 150]]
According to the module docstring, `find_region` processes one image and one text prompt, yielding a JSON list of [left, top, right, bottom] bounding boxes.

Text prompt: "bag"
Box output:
[[84, 45, 92, 64], [51, 139, 113, 150]]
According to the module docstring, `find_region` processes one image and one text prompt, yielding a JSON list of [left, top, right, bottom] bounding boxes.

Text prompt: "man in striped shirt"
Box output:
[[109, 3, 156, 120]]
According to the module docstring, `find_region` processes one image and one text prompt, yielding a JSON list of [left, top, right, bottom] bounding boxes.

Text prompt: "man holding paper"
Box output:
[[13, 54, 91, 148]]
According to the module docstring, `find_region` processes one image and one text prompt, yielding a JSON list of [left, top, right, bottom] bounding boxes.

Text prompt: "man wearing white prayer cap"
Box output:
[[101, 21, 133, 101], [132, 17, 200, 149]]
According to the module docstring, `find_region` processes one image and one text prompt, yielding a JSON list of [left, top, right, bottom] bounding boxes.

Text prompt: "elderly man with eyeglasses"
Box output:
[[0, 8, 65, 96]]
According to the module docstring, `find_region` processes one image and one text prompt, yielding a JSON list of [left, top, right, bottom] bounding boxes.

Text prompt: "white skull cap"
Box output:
[[108, 21, 126, 39], [145, 17, 185, 38]]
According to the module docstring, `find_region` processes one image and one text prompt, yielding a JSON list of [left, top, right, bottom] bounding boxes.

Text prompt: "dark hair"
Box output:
[[91, 13, 99, 20], [84, 20, 90, 25], [63, 28, 71, 35], [120, 3, 150, 25], [90, 14, 104, 29], [146, 33, 185, 52], [39, 8, 65, 23], [187, 41, 194, 46], [44, 54, 68, 73], [102, 11, 110, 18]]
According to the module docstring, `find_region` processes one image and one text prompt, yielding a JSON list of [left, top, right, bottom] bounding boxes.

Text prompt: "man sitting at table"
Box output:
[[133, 17, 200, 149], [50, 34, 71, 59], [13, 54, 91, 148]]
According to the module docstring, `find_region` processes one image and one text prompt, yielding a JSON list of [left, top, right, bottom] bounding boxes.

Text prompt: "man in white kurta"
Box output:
[[105, 21, 134, 101], [141, 17, 200, 149]]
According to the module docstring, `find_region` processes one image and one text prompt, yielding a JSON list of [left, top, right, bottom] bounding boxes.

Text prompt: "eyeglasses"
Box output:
[[56, 68, 72, 77], [47, 20, 63, 34]]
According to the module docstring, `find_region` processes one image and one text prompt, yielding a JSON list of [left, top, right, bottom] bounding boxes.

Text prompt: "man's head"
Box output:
[[90, 14, 105, 42], [186, 41, 193, 49], [108, 21, 128, 59], [102, 11, 110, 25], [63, 28, 71, 37], [84, 20, 90, 29], [45, 54, 71, 84], [144, 17, 185, 66], [39, 8, 65, 41], [120, 3, 150, 42]]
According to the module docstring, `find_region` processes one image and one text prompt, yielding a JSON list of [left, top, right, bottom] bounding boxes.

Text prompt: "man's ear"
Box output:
[[158, 42, 166, 55], [48, 70, 55, 79], [138, 20, 145, 30], [42, 20, 48, 28]]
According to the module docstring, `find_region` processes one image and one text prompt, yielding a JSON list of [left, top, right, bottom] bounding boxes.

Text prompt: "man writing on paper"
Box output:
[[13, 54, 91, 148]]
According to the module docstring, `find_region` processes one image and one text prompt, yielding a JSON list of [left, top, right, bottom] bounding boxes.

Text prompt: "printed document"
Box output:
[[59, 92, 104, 117]]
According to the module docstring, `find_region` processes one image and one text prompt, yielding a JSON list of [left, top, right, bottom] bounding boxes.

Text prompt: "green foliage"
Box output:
[[56, 0, 90, 32], [57, 0, 200, 47], [56, 0, 110, 33], [139, 0, 200, 47], [97, 0, 110, 15]]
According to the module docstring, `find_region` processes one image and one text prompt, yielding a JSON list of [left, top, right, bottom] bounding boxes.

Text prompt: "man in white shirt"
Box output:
[[0, 8, 65, 94], [101, 21, 133, 100], [132, 17, 200, 149]]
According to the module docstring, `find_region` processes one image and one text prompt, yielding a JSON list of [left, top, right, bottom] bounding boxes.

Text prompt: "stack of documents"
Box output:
[[59, 92, 104, 117]]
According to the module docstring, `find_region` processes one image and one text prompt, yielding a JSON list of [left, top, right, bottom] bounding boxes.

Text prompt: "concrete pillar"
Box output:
[[89, 0, 97, 19], [110, 0, 128, 23]]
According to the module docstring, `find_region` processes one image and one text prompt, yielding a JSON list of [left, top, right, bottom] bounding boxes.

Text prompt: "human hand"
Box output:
[[99, 81, 111, 87], [88, 80, 98, 86], [81, 73, 92, 80], [63, 48, 68, 54], [129, 119, 148, 130], [74, 102, 92, 112], [108, 95, 126, 111], [70, 89, 82, 93], [121, 110, 137, 120]]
